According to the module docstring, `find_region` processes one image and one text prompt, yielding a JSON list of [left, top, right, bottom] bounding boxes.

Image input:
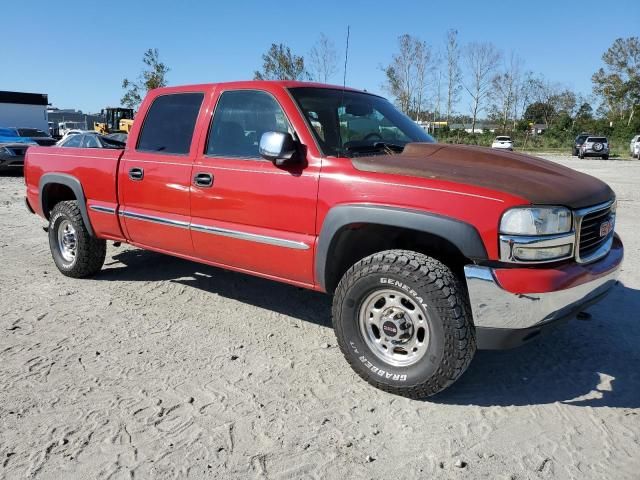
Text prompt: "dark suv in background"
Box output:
[[572, 133, 592, 156], [12, 128, 57, 146]]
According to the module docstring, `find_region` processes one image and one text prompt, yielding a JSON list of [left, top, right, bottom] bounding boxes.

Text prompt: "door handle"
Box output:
[[128, 167, 144, 181], [193, 172, 214, 188]]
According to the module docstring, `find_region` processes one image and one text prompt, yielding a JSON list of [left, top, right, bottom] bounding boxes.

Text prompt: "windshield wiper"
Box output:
[[343, 141, 405, 157], [372, 141, 405, 152]]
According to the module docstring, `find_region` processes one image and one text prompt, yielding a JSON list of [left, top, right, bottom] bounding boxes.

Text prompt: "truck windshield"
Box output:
[[288, 87, 435, 157]]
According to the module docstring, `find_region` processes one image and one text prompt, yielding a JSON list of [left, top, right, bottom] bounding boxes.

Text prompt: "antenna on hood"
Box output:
[[337, 25, 351, 158]]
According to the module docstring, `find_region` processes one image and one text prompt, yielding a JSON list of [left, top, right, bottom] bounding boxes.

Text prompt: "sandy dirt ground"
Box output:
[[0, 155, 639, 480]]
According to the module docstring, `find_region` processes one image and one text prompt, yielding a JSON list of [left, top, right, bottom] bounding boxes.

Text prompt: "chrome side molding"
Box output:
[[118, 210, 190, 229], [89, 205, 116, 214], [190, 223, 309, 250], [118, 209, 309, 250]]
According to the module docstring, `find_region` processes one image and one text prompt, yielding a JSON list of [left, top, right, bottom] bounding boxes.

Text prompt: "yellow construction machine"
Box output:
[[94, 107, 135, 134]]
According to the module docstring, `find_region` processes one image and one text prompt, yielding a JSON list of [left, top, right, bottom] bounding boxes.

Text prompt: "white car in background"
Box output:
[[56, 129, 94, 145], [491, 136, 513, 151], [630, 135, 640, 158]]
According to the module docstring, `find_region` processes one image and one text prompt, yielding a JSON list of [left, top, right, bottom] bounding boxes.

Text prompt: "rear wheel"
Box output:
[[332, 250, 476, 398], [603, 154, 609, 160], [48, 201, 106, 278]]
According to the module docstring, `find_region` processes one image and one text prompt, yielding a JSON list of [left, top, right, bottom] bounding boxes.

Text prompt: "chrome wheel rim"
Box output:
[[57, 220, 77, 263], [358, 289, 430, 367]]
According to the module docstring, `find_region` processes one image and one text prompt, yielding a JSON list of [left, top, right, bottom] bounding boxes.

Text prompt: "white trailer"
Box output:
[[0, 91, 49, 132]]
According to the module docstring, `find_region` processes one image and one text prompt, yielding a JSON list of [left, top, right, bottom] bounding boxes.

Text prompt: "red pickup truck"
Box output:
[[24, 81, 623, 398]]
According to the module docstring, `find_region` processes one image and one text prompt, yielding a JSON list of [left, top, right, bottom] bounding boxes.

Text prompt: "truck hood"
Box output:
[[351, 143, 614, 209]]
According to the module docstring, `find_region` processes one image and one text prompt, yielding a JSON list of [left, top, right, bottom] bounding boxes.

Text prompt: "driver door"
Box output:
[[190, 88, 319, 286]]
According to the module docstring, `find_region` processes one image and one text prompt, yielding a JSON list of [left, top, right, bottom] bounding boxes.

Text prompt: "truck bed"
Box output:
[[25, 146, 125, 240]]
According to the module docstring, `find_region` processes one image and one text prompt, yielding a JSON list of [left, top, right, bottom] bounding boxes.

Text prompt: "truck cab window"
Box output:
[[206, 90, 291, 159], [136, 93, 204, 155]]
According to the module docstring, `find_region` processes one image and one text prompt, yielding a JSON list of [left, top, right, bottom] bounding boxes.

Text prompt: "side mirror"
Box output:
[[259, 131, 298, 166]]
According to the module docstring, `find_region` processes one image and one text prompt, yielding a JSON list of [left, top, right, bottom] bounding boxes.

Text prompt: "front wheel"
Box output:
[[332, 250, 476, 398], [48, 200, 106, 278]]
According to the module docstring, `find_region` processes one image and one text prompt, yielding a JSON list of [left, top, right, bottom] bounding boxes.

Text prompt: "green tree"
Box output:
[[523, 101, 555, 124], [575, 102, 593, 120], [592, 37, 640, 126], [254, 44, 308, 81], [121, 48, 170, 109]]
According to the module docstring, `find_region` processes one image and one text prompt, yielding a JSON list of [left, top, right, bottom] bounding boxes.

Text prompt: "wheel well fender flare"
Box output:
[[315, 204, 488, 291], [39, 173, 95, 236]]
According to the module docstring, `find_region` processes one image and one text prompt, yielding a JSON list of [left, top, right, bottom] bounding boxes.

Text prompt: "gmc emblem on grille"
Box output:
[[599, 220, 612, 237]]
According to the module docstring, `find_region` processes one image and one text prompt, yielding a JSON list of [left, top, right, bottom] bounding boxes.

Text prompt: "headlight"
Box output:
[[500, 207, 572, 235], [499, 206, 575, 263]]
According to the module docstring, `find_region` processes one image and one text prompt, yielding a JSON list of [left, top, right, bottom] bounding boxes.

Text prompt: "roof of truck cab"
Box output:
[[150, 80, 367, 95]]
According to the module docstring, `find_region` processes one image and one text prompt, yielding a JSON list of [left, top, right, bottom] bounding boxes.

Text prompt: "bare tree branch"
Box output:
[[309, 33, 338, 83], [383, 34, 434, 120], [463, 42, 501, 134], [445, 29, 462, 122]]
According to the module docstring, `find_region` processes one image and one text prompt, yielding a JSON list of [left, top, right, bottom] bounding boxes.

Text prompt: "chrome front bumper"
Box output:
[[464, 264, 619, 331]]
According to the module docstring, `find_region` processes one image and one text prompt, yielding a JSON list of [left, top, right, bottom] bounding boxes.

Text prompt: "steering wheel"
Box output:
[[363, 132, 382, 141]]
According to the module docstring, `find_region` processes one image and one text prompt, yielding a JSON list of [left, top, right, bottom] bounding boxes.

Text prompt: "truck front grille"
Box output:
[[576, 202, 615, 262]]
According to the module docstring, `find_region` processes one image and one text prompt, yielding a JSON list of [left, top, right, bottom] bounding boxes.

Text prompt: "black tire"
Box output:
[[332, 250, 476, 398], [572, 147, 577, 156], [48, 200, 106, 278], [602, 154, 609, 160]]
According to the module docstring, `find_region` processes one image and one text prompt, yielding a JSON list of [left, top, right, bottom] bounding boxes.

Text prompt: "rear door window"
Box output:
[[136, 93, 204, 155]]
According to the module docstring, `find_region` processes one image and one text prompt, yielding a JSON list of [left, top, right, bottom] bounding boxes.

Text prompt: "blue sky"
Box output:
[[3, 0, 638, 114]]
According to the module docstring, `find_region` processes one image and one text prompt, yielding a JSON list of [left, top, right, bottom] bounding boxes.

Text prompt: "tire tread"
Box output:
[[332, 249, 476, 398], [49, 200, 106, 278]]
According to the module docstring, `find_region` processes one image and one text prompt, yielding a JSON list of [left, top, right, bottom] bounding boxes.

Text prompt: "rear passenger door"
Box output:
[[118, 92, 205, 256]]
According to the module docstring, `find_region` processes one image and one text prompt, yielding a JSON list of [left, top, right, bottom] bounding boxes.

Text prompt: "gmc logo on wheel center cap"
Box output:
[[382, 321, 398, 337], [599, 220, 612, 238]]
